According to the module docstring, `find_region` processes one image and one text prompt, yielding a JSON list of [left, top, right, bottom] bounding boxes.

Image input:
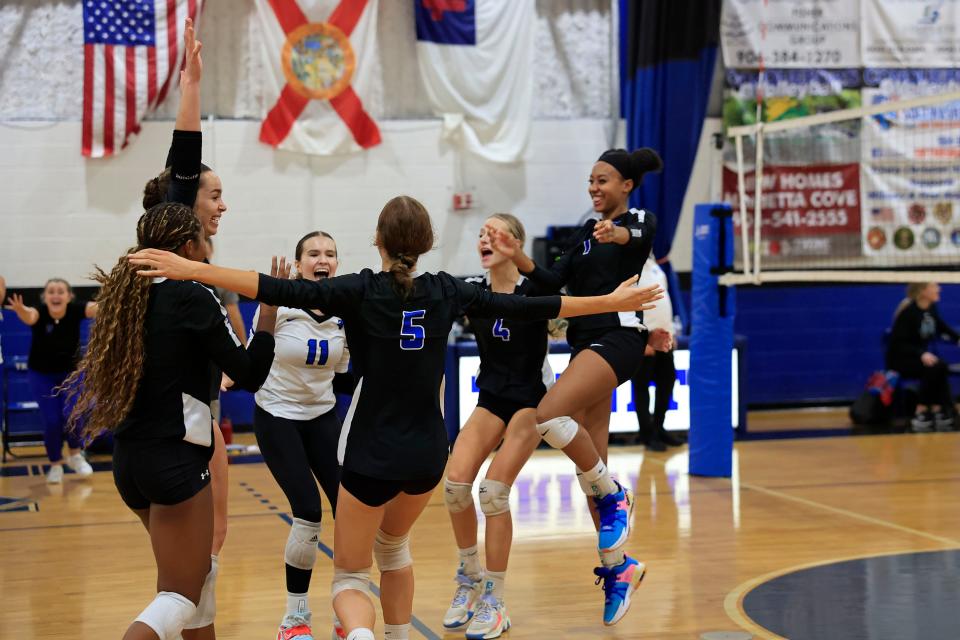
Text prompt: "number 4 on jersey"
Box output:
[[492, 318, 510, 341], [401, 310, 426, 350]]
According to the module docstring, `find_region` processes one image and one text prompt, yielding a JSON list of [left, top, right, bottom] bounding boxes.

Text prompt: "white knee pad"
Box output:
[[182, 555, 219, 630], [374, 529, 412, 572], [537, 416, 578, 449], [285, 517, 320, 571], [443, 479, 474, 514], [479, 479, 511, 517], [331, 566, 371, 599], [134, 591, 197, 640]]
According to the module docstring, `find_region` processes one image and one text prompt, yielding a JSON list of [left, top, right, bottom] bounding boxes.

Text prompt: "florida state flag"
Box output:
[[256, 0, 381, 154]]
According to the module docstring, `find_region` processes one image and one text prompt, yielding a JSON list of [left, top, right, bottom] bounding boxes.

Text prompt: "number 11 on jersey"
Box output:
[[401, 310, 426, 350], [305, 339, 329, 366]]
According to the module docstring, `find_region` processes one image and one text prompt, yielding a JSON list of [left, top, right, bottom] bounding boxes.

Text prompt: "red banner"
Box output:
[[724, 164, 861, 237]]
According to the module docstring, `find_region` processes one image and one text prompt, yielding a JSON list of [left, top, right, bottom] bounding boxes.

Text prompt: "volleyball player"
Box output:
[[64, 203, 280, 640], [136, 21, 236, 640], [252, 231, 353, 640], [487, 147, 670, 625], [439, 213, 556, 639], [128, 194, 662, 640]]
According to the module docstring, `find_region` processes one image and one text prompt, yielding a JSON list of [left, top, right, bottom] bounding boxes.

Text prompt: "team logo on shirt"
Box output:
[[583, 239, 592, 255]]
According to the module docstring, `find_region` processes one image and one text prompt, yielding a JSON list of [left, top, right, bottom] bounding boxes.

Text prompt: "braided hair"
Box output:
[[64, 202, 202, 437]]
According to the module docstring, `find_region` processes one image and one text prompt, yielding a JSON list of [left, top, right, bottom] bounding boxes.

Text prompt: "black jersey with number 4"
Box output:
[[524, 208, 656, 347], [256, 269, 562, 482], [464, 274, 553, 405], [115, 279, 275, 448]]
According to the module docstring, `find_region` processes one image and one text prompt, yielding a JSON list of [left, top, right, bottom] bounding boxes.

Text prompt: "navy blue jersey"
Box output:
[[256, 269, 561, 481], [464, 274, 554, 405], [524, 208, 656, 346], [116, 279, 275, 447]]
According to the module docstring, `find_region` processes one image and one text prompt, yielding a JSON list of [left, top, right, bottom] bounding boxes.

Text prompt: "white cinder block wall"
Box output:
[[1, 118, 625, 285]]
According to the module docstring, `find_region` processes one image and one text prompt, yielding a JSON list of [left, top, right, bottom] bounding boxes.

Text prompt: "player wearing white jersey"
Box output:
[[252, 232, 354, 640]]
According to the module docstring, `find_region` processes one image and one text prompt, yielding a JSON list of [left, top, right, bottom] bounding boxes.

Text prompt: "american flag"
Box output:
[[82, 0, 203, 158]]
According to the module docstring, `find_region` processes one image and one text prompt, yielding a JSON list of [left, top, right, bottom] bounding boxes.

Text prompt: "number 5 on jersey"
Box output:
[[401, 310, 426, 350]]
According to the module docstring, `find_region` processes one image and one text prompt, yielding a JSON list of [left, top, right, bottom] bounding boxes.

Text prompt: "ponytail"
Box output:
[[597, 147, 663, 190], [376, 196, 435, 298]]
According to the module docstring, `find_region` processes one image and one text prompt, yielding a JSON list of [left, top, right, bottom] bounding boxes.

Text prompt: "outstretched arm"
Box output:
[[485, 224, 570, 291], [164, 18, 203, 206], [456, 274, 662, 321], [175, 17, 202, 133], [127, 249, 364, 315], [5, 293, 39, 326], [129, 248, 262, 298]]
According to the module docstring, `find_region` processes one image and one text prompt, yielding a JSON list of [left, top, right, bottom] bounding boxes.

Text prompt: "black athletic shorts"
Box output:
[[113, 437, 212, 510], [570, 327, 649, 385], [476, 390, 538, 425], [340, 468, 442, 508]]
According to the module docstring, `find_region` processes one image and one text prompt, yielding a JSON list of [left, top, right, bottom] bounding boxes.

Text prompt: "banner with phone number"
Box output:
[[724, 163, 862, 261], [721, 0, 861, 69]]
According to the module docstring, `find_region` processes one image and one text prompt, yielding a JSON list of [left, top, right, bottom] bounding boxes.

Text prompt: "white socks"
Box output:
[[383, 622, 410, 639], [346, 629, 375, 640], [576, 460, 618, 498], [458, 545, 482, 579], [600, 547, 626, 568], [483, 570, 506, 601], [286, 592, 309, 617]]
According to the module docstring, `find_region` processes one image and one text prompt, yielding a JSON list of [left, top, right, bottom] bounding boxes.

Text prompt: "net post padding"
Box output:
[[689, 203, 735, 478]]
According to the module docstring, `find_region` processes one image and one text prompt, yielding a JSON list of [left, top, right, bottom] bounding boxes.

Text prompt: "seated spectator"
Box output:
[[886, 282, 960, 432]]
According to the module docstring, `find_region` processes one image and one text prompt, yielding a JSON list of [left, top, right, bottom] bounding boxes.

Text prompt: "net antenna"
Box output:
[[724, 89, 960, 286]]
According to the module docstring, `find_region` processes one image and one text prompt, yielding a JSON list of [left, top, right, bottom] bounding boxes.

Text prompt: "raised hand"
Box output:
[[609, 276, 663, 312], [648, 328, 673, 352], [128, 248, 199, 280], [593, 219, 624, 244], [5, 292, 27, 313], [181, 17, 202, 85], [270, 255, 292, 281], [485, 224, 521, 260]]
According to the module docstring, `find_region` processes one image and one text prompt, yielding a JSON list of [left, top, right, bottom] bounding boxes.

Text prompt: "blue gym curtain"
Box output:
[[619, 0, 720, 332]]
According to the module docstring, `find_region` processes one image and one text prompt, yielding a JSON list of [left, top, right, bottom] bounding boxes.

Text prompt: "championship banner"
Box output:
[[256, 0, 381, 155], [862, 0, 960, 67], [414, 0, 534, 163], [720, 0, 860, 69], [724, 164, 862, 262], [860, 69, 960, 258]]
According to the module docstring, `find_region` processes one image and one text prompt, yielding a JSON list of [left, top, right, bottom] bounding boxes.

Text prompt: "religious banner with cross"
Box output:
[[256, 0, 381, 155]]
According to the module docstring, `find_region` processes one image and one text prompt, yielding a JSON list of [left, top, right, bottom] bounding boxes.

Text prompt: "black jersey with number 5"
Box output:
[[256, 269, 562, 481], [464, 274, 554, 405]]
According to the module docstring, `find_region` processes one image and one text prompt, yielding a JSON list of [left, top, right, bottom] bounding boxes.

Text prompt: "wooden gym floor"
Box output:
[[1, 430, 958, 639]]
